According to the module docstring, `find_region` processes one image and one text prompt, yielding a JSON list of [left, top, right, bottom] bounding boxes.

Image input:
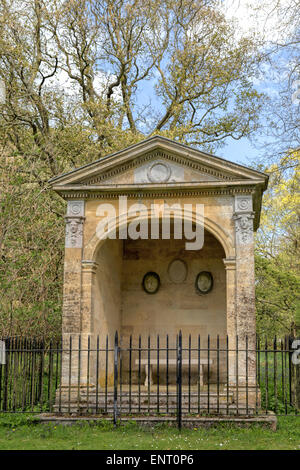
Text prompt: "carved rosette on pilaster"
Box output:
[[233, 196, 255, 245], [65, 200, 85, 248]]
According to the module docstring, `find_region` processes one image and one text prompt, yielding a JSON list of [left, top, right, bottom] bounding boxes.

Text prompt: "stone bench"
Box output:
[[135, 359, 213, 387]]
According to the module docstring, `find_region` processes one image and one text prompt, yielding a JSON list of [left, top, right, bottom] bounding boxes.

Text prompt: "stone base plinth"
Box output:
[[53, 384, 261, 416]]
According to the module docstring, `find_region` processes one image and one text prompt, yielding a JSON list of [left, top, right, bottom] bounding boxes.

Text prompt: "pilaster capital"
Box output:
[[232, 194, 256, 245], [81, 260, 99, 274], [233, 212, 255, 245], [65, 200, 85, 248], [65, 216, 85, 248], [223, 257, 236, 270]]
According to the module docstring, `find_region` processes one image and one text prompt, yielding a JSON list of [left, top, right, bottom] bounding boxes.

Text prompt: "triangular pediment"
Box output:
[[78, 150, 236, 186], [49, 136, 268, 190]]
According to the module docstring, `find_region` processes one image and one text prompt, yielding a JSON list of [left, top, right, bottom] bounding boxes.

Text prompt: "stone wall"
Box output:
[[121, 232, 226, 341], [94, 238, 123, 344]]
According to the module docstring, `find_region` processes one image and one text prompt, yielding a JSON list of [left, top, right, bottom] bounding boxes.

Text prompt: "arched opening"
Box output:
[[94, 228, 226, 341], [91, 220, 228, 386]]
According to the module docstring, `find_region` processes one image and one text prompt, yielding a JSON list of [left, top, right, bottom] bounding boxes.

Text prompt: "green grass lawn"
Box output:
[[0, 415, 299, 450]]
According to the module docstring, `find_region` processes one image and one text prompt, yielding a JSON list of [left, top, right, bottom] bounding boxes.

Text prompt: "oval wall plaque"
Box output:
[[168, 259, 187, 284], [142, 272, 160, 294], [195, 271, 213, 294]]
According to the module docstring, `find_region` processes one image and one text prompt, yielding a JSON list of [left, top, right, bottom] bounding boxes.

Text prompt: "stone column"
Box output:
[[233, 194, 259, 410], [223, 257, 236, 385]]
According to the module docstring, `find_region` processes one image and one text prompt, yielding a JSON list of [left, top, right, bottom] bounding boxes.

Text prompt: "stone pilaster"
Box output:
[[223, 257, 236, 385], [81, 260, 99, 333], [61, 201, 85, 388], [62, 201, 85, 334], [232, 195, 259, 409], [79, 261, 99, 386]]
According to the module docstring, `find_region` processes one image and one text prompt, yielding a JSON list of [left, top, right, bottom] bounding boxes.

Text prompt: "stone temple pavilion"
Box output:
[[49, 136, 268, 413]]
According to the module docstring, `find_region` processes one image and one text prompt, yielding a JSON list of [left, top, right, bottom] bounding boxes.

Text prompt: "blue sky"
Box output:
[[131, 0, 293, 168], [218, 136, 259, 166], [59, 0, 293, 169], [218, 0, 293, 166]]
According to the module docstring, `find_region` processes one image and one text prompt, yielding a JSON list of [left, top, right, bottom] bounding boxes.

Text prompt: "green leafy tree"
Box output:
[[0, 0, 267, 339], [255, 153, 300, 336]]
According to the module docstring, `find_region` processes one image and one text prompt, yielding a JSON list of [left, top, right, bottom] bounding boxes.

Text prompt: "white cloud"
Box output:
[[220, 0, 296, 43], [44, 67, 122, 105]]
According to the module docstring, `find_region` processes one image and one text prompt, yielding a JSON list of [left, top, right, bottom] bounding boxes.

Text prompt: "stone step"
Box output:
[[53, 388, 256, 415], [53, 403, 255, 416], [79, 399, 233, 407], [78, 392, 234, 405], [54, 396, 236, 412], [79, 403, 234, 411]]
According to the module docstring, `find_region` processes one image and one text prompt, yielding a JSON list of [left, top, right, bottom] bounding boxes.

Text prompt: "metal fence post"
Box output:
[[290, 334, 300, 410], [114, 331, 119, 426], [2, 339, 9, 411], [177, 330, 182, 430], [288, 335, 293, 407]]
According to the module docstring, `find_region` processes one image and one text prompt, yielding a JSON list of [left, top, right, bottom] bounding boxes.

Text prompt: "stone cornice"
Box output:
[[57, 185, 256, 200]]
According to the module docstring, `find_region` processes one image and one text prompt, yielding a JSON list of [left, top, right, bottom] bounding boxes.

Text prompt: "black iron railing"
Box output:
[[0, 333, 299, 427]]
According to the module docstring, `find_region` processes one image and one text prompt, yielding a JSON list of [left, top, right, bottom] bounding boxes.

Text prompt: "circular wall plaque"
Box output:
[[168, 259, 187, 283], [142, 272, 160, 294], [147, 162, 171, 183], [195, 271, 213, 294]]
